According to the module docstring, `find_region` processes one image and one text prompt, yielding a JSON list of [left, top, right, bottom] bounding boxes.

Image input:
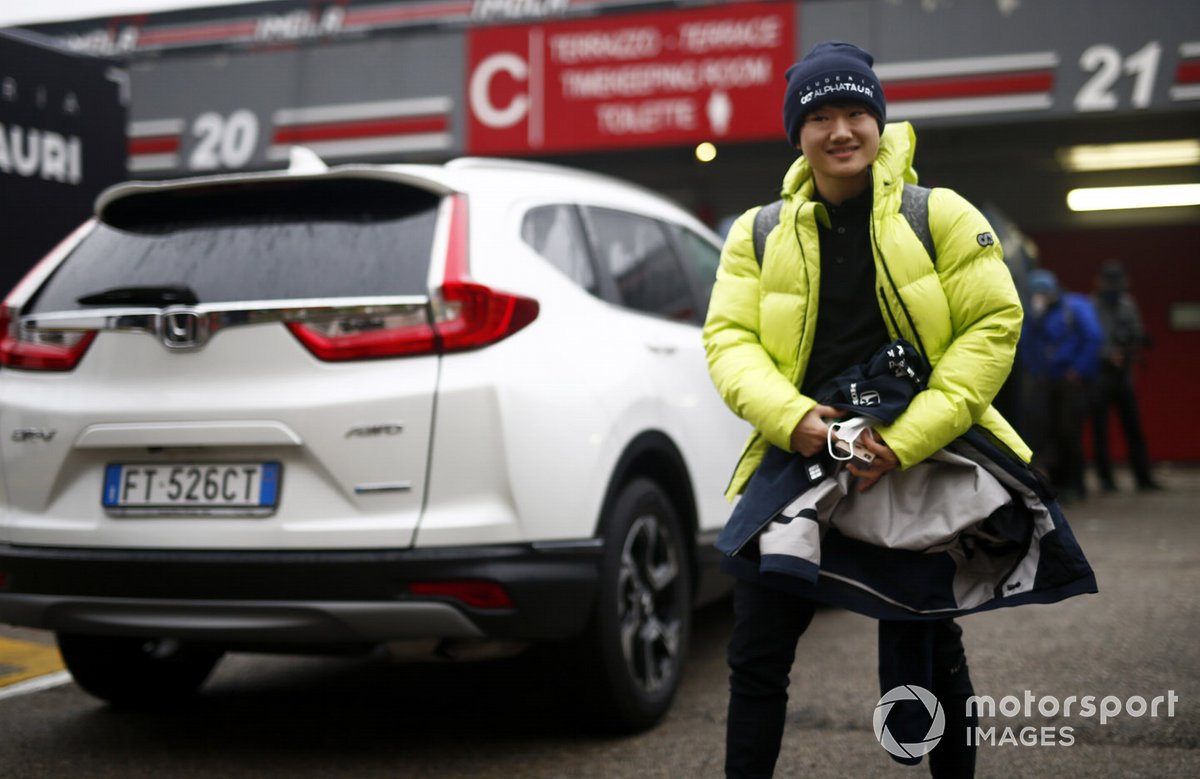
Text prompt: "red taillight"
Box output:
[[435, 278, 540, 353], [409, 580, 514, 610], [285, 310, 438, 362], [287, 194, 538, 362], [434, 193, 539, 353], [0, 305, 96, 371]]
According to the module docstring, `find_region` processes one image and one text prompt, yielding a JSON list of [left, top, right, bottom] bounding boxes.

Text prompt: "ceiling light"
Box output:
[[1066, 183, 1200, 211], [1058, 140, 1200, 172], [695, 142, 717, 163]]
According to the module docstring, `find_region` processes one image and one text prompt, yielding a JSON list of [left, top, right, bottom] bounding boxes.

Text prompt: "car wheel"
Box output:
[[57, 633, 223, 708], [586, 477, 692, 732]]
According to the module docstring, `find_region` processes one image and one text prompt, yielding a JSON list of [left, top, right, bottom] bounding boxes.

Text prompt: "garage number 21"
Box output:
[[1075, 41, 1162, 111]]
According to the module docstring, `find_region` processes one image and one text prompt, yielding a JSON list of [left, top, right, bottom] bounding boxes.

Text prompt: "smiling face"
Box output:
[[797, 102, 881, 204]]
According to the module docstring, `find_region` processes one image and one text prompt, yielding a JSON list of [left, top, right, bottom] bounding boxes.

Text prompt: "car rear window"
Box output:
[[28, 178, 441, 314]]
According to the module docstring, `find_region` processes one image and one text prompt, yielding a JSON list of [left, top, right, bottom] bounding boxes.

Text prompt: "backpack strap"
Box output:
[[755, 188, 934, 268], [752, 199, 784, 267], [900, 183, 937, 266], [746, 186, 939, 362]]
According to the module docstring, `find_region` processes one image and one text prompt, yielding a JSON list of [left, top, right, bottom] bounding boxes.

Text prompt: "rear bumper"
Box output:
[[0, 541, 602, 645]]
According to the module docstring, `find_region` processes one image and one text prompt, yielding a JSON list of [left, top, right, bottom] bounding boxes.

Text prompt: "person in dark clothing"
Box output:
[[1021, 269, 1104, 502], [703, 41, 1027, 779], [1090, 260, 1161, 491]]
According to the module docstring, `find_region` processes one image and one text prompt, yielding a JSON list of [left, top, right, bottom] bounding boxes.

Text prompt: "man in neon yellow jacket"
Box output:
[[703, 41, 1029, 778], [706, 123, 1030, 503]]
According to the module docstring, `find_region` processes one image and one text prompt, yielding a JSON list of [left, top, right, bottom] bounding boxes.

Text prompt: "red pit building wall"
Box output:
[[1031, 224, 1200, 464]]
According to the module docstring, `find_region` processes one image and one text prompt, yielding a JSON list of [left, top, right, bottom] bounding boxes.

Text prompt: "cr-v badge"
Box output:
[[11, 428, 57, 442]]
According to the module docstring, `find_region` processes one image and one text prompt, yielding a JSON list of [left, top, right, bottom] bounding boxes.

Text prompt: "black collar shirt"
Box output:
[[800, 187, 891, 399]]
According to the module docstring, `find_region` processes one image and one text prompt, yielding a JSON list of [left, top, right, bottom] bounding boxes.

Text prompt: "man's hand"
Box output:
[[846, 429, 899, 492], [789, 404, 841, 457]]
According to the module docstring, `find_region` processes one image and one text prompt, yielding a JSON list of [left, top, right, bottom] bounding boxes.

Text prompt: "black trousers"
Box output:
[[1027, 376, 1090, 498], [725, 578, 977, 779], [1090, 362, 1155, 488]]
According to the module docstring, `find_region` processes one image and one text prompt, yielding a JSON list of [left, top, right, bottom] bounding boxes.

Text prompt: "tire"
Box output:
[[585, 477, 692, 733], [56, 633, 223, 708]]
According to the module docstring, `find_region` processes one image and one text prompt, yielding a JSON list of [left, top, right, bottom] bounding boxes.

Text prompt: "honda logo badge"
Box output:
[[159, 308, 207, 350]]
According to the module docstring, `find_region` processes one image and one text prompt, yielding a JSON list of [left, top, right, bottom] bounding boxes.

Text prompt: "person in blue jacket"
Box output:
[[1021, 269, 1103, 501]]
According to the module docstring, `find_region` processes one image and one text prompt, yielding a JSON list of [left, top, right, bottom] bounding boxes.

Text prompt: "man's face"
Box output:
[[798, 103, 881, 184]]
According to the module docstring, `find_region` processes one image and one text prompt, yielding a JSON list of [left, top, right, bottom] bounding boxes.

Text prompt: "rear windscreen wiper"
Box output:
[[76, 285, 199, 307]]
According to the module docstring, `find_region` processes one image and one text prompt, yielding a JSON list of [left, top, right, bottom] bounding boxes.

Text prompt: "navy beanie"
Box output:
[[783, 41, 886, 145], [1029, 269, 1059, 295]]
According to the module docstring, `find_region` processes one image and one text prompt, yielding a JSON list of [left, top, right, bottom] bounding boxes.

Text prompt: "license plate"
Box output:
[[103, 462, 281, 516]]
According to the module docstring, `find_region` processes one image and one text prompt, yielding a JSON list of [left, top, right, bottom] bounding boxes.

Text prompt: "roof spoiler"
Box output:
[[288, 146, 328, 174]]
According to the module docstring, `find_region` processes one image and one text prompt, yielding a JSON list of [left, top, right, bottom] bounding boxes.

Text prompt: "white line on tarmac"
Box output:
[[0, 672, 73, 702]]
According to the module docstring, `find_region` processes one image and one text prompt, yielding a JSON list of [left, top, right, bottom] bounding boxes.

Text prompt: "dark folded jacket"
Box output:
[[715, 340, 1098, 620]]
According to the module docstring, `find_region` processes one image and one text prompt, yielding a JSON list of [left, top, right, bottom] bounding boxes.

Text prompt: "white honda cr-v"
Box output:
[[0, 155, 747, 731]]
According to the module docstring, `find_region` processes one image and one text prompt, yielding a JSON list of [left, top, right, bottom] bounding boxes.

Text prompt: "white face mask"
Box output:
[[1030, 293, 1048, 316], [828, 417, 875, 467]]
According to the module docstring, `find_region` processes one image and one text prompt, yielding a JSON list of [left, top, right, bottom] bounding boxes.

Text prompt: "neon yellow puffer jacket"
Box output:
[[704, 122, 1031, 500]]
